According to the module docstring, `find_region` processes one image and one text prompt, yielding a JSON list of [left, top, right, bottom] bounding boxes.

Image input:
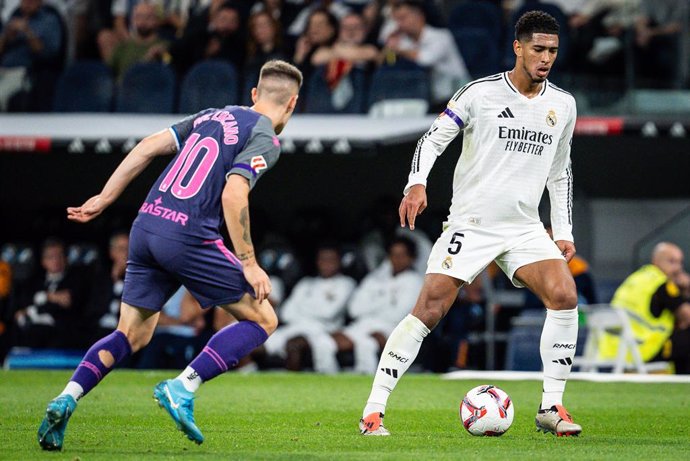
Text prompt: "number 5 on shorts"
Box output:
[[448, 232, 464, 255]]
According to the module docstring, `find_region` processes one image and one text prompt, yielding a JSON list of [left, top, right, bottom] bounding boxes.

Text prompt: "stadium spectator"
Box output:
[[137, 287, 206, 369], [259, 244, 355, 373], [286, 0, 350, 39], [291, 6, 339, 87], [245, 10, 287, 81], [358, 195, 432, 274], [98, 0, 188, 62], [293, 7, 338, 82], [332, 236, 422, 374], [108, 2, 170, 81], [82, 231, 129, 346], [311, 11, 380, 68], [599, 242, 690, 374], [634, 0, 687, 86], [170, 2, 244, 77], [306, 11, 380, 110], [0, 0, 64, 111], [568, 0, 639, 73], [383, 0, 470, 106], [250, 0, 285, 21], [13, 237, 86, 348]]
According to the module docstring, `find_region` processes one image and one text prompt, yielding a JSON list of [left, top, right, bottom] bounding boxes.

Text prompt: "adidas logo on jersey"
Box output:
[[552, 357, 573, 366], [497, 107, 515, 118]]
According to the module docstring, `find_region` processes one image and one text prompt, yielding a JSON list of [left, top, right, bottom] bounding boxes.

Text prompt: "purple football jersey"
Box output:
[[132, 106, 281, 242]]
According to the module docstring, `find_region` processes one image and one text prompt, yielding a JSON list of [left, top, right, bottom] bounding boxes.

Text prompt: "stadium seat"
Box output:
[[178, 60, 239, 114], [52, 61, 114, 112], [453, 28, 501, 79], [504, 310, 543, 371], [628, 90, 690, 115], [241, 70, 259, 107], [504, 309, 588, 371], [66, 243, 101, 268], [0, 243, 35, 283], [368, 99, 429, 118], [303, 66, 368, 114], [448, 1, 503, 39], [367, 68, 431, 110], [116, 63, 176, 113], [574, 304, 669, 374]]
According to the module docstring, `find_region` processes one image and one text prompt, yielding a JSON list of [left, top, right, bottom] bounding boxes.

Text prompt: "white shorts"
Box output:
[[426, 222, 564, 287]]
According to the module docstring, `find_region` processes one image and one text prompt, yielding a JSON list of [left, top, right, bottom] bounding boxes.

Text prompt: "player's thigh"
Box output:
[[123, 227, 182, 311], [169, 239, 253, 309], [116, 302, 160, 351], [501, 231, 577, 309], [514, 259, 577, 309], [218, 293, 278, 334], [427, 225, 501, 285]]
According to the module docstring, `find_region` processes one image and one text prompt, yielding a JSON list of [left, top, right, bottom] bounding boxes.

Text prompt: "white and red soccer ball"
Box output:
[[460, 385, 514, 436]]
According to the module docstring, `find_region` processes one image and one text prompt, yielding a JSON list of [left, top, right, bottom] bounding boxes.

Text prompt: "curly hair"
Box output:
[[515, 10, 560, 41]]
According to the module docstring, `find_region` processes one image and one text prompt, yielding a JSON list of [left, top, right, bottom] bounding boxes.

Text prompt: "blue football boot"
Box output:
[[37, 395, 77, 451], [153, 379, 204, 444]]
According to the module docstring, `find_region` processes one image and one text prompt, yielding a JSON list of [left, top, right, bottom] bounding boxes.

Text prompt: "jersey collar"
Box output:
[[502, 72, 548, 99]]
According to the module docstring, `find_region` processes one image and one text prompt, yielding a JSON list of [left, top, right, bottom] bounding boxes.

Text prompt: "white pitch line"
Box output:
[[441, 370, 690, 384]]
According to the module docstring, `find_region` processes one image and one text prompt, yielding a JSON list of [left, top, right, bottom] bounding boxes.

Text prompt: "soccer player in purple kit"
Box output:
[[37, 60, 303, 450]]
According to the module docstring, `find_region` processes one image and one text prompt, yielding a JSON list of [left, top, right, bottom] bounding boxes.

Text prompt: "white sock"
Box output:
[[60, 381, 84, 401], [540, 307, 578, 409], [362, 314, 430, 418], [176, 366, 203, 393]]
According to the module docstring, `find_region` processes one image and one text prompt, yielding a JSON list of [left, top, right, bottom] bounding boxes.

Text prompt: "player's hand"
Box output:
[[67, 195, 109, 223], [399, 185, 427, 230], [243, 263, 272, 303], [555, 240, 576, 263]]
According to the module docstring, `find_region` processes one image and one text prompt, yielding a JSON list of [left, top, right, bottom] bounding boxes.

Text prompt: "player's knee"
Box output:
[[260, 308, 279, 335], [545, 283, 578, 310], [117, 327, 151, 353], [413, 297, 447, 329]]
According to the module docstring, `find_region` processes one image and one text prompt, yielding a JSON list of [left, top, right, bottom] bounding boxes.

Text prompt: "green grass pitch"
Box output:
[[1, 370, 688, 460]]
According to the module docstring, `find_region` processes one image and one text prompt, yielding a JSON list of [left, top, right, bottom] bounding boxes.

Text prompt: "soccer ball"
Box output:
[[460, 384, 514, 436]]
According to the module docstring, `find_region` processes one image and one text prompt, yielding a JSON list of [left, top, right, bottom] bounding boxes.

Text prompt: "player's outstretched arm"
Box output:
[[67, 129, 177, 223], [399, 184, 427, 230], [222, 174, 271, 303]]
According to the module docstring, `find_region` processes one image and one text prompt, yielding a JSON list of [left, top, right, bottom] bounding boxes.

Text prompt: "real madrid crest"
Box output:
[[442, 256, 453, 270], [546, 110, 557, 127]]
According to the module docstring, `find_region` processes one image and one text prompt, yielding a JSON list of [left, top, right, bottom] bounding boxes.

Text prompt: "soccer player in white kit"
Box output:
[[359, 11, 582, 437]]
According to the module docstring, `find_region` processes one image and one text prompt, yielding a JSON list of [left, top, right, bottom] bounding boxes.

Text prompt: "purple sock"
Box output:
[[189, 321, 268, 381], [70, 330, 132, 397]]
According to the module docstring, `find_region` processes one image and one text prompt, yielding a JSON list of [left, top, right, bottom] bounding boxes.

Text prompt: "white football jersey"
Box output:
[[406, 72, 577, 242]]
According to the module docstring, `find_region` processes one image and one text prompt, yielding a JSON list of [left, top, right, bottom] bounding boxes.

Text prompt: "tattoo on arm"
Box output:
[[237, 250, 255, 261], [239, 206, 252, 245]]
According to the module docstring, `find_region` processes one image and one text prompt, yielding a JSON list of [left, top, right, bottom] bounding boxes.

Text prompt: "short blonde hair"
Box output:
[[257, 60, 303, 104]]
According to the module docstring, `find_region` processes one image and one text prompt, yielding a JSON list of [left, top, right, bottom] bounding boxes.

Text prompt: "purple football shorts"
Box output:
[[122, 225, 253, 311]]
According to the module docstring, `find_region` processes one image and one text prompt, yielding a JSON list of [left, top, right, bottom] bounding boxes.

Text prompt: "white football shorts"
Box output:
[[426, 222, 565, 287]]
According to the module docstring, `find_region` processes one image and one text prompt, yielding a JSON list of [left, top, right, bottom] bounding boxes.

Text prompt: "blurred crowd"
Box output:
[[0, 221, 473, 372], [0, 207, 604, 373], [2, 219, 689, 374], [1, 0, 688, 112]]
